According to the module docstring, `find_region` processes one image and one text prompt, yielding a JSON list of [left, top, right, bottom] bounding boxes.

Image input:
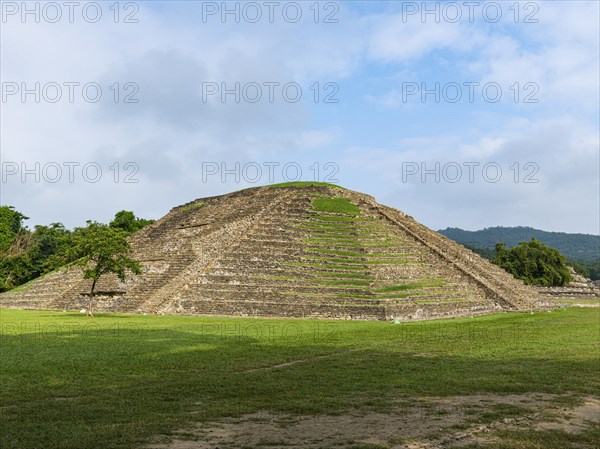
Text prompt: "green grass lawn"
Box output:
[[1, 308, 598, 449], [312, 197, 360, 216]]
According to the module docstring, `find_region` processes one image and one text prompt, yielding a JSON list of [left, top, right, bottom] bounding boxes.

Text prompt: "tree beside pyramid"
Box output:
[[0, 208, 152, 292], [492, 239, 573, 287], [66, 222, 142, 317], [0, 184, 554, 321]]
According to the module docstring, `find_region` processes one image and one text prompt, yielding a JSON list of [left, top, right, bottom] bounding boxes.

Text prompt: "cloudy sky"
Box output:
[[1, 1, 598, 234]]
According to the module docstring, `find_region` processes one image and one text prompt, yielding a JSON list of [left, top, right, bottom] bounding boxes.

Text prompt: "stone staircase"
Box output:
[[0, 184, 552, 320], [537, 269, 600, 302], [373, 204, 550, 312]]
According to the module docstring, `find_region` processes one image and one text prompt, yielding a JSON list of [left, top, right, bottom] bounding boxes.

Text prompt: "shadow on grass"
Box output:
[[0, 314, 598, 449]]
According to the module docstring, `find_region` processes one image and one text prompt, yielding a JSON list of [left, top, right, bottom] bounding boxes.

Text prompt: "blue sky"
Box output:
[[1, 1, 598, 234]]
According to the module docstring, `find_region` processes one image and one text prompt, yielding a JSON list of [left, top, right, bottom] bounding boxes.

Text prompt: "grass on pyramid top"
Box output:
[[267, 181, 344, 189], [312, 197, 360, 216]]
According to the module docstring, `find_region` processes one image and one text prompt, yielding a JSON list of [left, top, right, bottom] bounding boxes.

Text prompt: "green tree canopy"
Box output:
[[109, 210, 154, 235], [492, 238, 573, 287], [67, 222, 142, 316], [0, 206, 29, 252], [0, 208, 153, 292]]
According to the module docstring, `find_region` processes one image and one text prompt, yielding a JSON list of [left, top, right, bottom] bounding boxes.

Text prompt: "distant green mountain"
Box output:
[[438, 226, 600, 263]]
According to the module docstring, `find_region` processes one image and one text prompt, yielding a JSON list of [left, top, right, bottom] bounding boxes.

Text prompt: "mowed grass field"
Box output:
[[0, 307, 599, 449]]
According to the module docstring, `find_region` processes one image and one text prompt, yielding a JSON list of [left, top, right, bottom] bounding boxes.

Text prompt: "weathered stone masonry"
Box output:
[[0, 185, 553, 321]]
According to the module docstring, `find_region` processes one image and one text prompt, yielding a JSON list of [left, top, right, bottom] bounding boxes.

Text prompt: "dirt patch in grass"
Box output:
[[532, 397, 599, 433], [145, 393, 598, 449]]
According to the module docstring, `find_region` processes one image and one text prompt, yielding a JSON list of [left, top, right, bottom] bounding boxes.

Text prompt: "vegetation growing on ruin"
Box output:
[[181, 202, 206, 212], [267, 181, 344, 189], [312, 197, 361, 216], [0, 206, 153, 292]]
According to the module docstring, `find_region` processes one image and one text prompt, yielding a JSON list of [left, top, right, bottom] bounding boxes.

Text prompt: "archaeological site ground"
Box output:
[[1, 184, 598, 449], [1, 308, 598, 449]]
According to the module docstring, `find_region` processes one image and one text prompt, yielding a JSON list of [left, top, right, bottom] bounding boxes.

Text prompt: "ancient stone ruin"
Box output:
[[537, 268, 600, 303], [0, 184, 553, 321]]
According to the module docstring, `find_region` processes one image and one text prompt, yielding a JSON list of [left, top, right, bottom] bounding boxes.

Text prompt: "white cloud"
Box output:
[[1, 1, 597, 235], [337, 116, 599, 234], [367, 14, 467, 62]]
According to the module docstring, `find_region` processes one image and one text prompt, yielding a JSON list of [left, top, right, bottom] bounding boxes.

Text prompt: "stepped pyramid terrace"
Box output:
[[0, 183, 553, 321]]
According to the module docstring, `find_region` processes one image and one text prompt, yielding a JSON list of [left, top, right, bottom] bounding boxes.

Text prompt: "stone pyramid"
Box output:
[[0, 184, 553, 321]]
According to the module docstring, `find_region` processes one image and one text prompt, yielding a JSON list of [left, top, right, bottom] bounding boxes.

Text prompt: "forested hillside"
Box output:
[[439, 226, 599, 262], [441, 226, 600, 280]]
